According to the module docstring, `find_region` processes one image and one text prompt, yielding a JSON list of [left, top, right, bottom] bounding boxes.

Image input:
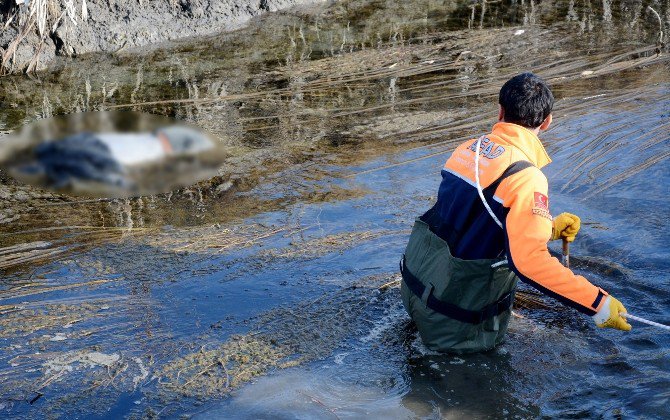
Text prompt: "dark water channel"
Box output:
[[1, 0, 669, 418]]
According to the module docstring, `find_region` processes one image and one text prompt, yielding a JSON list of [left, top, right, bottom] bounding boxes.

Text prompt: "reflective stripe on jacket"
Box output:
[[433, 122, 607, 316]]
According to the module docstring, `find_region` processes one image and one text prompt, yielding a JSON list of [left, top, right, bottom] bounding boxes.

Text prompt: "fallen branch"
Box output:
[[646, 6, 665, 48]]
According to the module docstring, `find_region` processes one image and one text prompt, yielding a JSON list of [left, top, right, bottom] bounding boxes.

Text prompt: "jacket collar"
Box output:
[[491, 122, 552, 168]]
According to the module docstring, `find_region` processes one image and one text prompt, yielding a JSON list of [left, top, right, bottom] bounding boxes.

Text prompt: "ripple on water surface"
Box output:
[[1, 0, 670, 418]]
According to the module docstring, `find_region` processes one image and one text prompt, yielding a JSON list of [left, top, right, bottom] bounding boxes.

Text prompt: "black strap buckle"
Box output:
[[400, 255, 514, 325]]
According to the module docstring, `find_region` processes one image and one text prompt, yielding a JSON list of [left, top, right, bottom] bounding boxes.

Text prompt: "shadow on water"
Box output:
[[1, 0, 670, 418]]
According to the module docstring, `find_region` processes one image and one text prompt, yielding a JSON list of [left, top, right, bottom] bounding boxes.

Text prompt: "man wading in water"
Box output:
[[400, 73, 631, 353]]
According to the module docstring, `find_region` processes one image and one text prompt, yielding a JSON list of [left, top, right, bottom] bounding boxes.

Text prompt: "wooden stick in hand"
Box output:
[[562, 238, 570, 268]]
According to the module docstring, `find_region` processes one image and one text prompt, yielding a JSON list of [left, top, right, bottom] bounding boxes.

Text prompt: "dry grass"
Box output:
[[105, 35, 669, 148], [0, 226, 152, 270], [157, 334, 296, 398], [1, 0, 88, 73], [259, 230, 393, 260], [0, 300, 113, 336]]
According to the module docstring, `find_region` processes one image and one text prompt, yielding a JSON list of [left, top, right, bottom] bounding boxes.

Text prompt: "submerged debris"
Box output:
[[44, 350, 121, 376], [0, 301, 113, 337], [259, 230, 394, 260], [0, 0, 668, 417], [157, 273, 399, 400], [157, 335, 294, 398]]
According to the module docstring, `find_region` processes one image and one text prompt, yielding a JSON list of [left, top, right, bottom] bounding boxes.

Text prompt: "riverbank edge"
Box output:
[[0, 0, 326, 74]]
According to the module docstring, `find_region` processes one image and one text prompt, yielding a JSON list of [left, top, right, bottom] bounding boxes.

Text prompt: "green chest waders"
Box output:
[[400, 219, 517, 353], [400, 157, 533, 353]]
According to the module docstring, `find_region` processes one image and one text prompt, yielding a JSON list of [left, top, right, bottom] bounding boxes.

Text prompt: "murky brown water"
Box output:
[[1, 0, 669, 418]]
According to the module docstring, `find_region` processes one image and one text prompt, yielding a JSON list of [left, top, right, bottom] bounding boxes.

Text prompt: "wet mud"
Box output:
[[1, 0, 670, 418]]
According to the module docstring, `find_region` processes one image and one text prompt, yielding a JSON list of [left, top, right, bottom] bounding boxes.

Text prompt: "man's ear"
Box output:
[[539, 113, 552, 131], [498, 105, 505, 122]]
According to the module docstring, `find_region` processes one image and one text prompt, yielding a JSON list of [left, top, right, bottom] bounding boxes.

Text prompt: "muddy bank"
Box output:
[[4, 0, 668, 74], [0, 0, 324, 73]]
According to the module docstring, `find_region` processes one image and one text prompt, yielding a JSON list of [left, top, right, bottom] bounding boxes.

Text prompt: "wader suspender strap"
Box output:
[[481, 158, 534, 267], [483, 160, 535, 197], [419, 159, 534, 247], [401, 158, 534, 324], [400, 257, 514, 324], [475, 136, 503, 228]]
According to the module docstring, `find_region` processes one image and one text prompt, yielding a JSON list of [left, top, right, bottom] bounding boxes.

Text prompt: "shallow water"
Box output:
[[1, 0, 669, 418], [198, 79, 670, 419]]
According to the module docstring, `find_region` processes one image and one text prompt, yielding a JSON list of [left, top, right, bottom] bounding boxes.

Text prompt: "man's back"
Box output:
[[428, 122, 550, 260], [401, 72, 631, 354]]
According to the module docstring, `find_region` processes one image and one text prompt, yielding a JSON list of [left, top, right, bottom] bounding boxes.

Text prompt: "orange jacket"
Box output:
[[432, 122, 607, 315]]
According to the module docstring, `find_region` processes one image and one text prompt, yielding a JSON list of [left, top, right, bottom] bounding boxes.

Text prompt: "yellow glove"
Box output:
[[551, 212, 581, 242], [592, 296, 632, 331]]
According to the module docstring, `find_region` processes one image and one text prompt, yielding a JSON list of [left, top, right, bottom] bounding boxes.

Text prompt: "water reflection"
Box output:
[[0, 0, 669, 418], [402, 350, 538, 418]]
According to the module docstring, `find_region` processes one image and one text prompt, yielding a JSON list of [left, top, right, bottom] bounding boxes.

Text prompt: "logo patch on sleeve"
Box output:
[[532, 192, 552, 220], [532, 208, 553, 220], [534, 192, 549, 210]]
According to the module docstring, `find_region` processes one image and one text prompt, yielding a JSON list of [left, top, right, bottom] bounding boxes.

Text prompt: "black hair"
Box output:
[[498, 73, 554, 128]]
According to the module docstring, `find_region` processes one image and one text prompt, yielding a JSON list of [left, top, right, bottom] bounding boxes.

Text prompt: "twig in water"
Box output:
[[298, 391, 341, 419], [206, 227, 289, 252], [378, 279, 400, 291], [0, 279, 113, 300], [218, 358, 231, 389], [29, 392, 43, 405], [182, 361, 219, 387], [36, 369, 67, 390]]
